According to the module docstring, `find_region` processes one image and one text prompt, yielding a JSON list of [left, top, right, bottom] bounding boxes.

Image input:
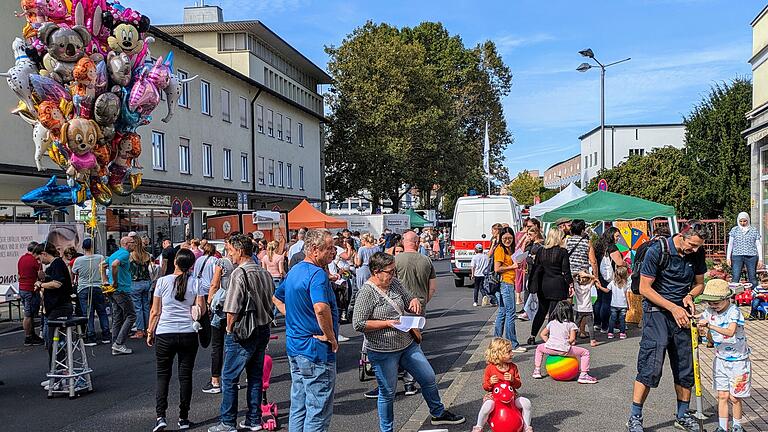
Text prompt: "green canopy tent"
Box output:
[[540, 191, 678, 232], [404, 208, 433, 228]]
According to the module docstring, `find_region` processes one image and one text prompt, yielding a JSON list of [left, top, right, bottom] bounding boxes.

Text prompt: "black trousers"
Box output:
[[46, 304, 74, 365], [155, 332, 199, 418], [211, 323, 226, 378], [530, 294, 559, 338]]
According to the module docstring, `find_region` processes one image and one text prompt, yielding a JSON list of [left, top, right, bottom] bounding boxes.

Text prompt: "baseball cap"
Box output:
[[82, 238, 92, 249], [555, 217, 572, 226], [128, 231, 138, 237], [474, 243, 483, 250]]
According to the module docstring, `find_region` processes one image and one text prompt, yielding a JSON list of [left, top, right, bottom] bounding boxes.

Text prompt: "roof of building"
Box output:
[[752, 5, 768, 26], [578, 123, 684, 140], [155, 20, 332, 83], [545, 154, 581, 171], [148, 26, 328, 122]]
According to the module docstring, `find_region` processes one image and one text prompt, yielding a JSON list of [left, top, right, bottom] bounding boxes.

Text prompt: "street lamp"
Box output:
[[577, 49, 630, 172]]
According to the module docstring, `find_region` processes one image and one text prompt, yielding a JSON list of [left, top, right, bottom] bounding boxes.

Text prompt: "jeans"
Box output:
[[472, 276, 486, 303], [750, 297, 767, 319], [77, 287, 111, 340], [288, 355, 336, 432], [131, 280, 151, 331], [494, 282, 520, 348], [210, 324, 226, 378], [732, 255, 759, 289], [593, 285, 612, 331], [367, 342, 445, 432], [608, 306, 627, 334], [155, 332, 199, 419], [220, 326, 270, 426], [110, 291, 136, 345]]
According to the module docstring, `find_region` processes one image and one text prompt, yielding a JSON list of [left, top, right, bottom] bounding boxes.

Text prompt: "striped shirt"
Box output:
[[352, 278, 416, 353], [222, 262, 275, 326], [566, 235, 591, 274]]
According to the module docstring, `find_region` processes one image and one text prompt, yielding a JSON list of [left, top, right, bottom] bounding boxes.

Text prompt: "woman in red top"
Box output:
[[472, 337, 533, 432]]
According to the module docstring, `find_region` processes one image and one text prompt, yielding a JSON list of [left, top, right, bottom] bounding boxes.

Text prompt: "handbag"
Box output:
[[231, 268, 260, 342], [527, 253, 543, 294], [371, 284, 423, 344]]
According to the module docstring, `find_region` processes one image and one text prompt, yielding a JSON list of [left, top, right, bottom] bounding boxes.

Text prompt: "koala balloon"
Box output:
[[38, 23, 92, 83]]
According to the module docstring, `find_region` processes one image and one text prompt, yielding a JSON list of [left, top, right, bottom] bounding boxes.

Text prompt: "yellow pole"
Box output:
[[690, 320, 705, 431]]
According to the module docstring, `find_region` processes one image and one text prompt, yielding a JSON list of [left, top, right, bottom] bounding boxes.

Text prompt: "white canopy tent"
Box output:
[[529, 183, 587, 219]]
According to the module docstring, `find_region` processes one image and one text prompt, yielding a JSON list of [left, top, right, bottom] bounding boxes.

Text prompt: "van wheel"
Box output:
[[453, 277, 464, 287]]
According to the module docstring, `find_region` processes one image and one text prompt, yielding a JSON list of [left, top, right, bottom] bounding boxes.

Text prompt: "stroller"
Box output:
[[261, 335, 280, 430], [358, 337, 375, 381]]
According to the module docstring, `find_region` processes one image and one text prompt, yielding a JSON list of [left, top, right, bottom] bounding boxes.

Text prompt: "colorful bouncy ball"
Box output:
[[544, 355, 579, 381]]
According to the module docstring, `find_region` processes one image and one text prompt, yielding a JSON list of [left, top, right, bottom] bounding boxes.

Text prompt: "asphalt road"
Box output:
[[0, 260, 495, 432]]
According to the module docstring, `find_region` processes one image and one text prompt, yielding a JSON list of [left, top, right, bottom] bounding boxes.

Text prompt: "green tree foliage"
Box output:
[[585, 77, 752, 220], [325, 21, 513, 214], [506, 171, 543, 206]]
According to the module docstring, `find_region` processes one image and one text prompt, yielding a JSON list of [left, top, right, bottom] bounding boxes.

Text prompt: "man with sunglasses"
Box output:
[[626, 221, 709, 432]]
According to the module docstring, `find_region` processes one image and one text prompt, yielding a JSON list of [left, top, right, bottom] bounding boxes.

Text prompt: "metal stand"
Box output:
[[47, 317, 93, 399], [690, 320, 707, 431]]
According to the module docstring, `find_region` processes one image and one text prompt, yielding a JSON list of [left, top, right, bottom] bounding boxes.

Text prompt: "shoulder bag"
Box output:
[[195, 256, 213, 348], [371, 284, 422, 344], [231, 268, 260, 342]]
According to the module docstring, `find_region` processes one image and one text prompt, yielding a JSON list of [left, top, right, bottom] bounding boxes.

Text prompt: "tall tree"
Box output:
[[506, 171, 543, 206]]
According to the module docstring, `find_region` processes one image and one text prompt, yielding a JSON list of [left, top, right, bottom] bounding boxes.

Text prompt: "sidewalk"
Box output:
[[699, 306, 768, 430]]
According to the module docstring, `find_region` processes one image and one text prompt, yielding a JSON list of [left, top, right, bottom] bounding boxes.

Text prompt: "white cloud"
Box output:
[[493, 33, 556, 53]]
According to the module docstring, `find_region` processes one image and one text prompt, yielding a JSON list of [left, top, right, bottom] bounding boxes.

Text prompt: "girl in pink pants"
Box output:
[[532, 300, 598, 384]]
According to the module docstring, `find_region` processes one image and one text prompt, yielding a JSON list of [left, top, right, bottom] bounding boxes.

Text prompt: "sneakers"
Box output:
[[337, 334, 350, 342], [473, 302, 478, 307], [577, 373, 598, 384], [518, 313, 529, 321], [732, 424, 746, 432], [619, 333, 627, 340], [713, 428, 727, 432], [607, 333, 615, 339], [404, 383, 418, 396], [111, 343, 133, 355], [153, 417, 167, 432], [471, 426, 483, 432], [177, 419, 191, 430], [600, 328, 608, 334], [625, 415, 643, 432], [511, 346, 527, 353], [24, 335, 44, 346], [527, 336, 536, 346], [208, 423, 237, 432], [83, 337, 97, 347], [202, 382, 221, 394], [100, 336, 112, 344], [431, 410, 466, 425], [532, 368, 543, 379], [673, 413, 700, 431], [364, 388, 379, 399], [130, 330, 146, 339], [238, 420, 263, 431]]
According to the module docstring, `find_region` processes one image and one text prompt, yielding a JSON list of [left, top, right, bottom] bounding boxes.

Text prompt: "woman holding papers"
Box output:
[[353, 252, 466, 432]]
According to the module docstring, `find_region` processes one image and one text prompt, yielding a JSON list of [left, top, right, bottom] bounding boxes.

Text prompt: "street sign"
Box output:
[[598, 179, 608, 192], [272, 205, 281, 212], [171, 217, 182, 226], [181, 199, 193, 217], [171, 198, 182, 217]]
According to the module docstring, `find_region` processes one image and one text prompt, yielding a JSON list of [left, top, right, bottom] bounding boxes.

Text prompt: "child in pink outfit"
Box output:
[[532, 300, 598, 384]]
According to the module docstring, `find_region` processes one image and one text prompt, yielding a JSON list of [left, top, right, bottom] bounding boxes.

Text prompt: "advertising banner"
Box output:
[[0, 223, 84, 286]]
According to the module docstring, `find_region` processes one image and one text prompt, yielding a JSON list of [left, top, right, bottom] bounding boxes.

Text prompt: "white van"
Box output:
[[450, 195, 522, 287]]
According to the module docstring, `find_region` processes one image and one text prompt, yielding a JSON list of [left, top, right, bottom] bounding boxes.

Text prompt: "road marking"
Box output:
[[0, 329, 23, 337]]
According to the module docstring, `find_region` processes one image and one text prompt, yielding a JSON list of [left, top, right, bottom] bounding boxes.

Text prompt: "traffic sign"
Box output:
[[598, 179, 608, 192], [272, 205, 281, 212], [171, 198, 182, 217], [181, 199, 193, 217]]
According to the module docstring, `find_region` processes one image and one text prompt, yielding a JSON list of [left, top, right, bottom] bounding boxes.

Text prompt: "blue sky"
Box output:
[[131, 0, 763, 178]]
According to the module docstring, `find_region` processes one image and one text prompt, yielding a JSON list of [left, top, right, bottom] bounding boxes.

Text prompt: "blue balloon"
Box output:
[[21, 176, 90, 215]]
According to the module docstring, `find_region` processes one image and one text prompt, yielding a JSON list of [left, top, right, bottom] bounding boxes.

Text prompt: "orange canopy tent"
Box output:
[[288, 200, 348, 229]]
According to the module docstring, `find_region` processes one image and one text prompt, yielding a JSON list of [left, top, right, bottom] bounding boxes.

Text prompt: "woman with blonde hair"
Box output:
[[130, 233, 153, 339], [355, 233, 378, 291], [261, 240, 285, 284], [527, 227, 573, 345]]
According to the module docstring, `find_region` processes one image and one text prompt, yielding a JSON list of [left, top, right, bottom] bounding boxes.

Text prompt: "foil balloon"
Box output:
[[38, 23, 91, 83], [163, 72, 198, 123], [72, 57, 97, 118], [0, 38, 39, 116], [36, 0, 70, 23], [29, 73, 71, 102], [21, 176, 90, 215], [93, 91, 120, 141], [106, 50, 131, 89], [129, 56, 170, 114], [60, 118, 102, 183]]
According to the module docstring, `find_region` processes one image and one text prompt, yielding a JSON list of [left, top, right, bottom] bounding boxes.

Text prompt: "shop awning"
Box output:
[[541, 190, 676, 223], [287, 200, 348, 229]]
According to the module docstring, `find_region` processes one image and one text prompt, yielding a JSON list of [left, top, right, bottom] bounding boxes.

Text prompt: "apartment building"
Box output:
[[543, 155, 580, 189]]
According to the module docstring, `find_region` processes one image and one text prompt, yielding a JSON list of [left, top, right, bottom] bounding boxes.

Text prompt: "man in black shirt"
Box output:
[[33, 242, 74, 360], [160, 239, 176, 276]]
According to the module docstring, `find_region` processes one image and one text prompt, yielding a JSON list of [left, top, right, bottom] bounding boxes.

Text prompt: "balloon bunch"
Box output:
[[6, 0, 193, 211]]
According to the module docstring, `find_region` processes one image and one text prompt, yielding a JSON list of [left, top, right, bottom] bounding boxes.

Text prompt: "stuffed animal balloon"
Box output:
[[93, 91, 120, 142], [487, 382, 524, 432], [162, 72, 197, 123], [0, 38, 39, 117], [38, 23, 91, 83], [72, 56, 97, 118], [129, 56, 169, 114]]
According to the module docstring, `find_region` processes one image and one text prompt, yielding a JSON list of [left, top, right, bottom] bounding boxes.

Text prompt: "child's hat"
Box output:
[[474, 243, 483, 250], [698, 279, 733, 302]]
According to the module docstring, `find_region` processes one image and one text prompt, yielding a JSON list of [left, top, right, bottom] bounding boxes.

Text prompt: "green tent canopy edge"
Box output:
[[540, 190, 676, 224]]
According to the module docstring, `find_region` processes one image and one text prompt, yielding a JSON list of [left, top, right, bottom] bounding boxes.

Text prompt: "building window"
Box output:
[[221, 89, 230, 122], [267, 109, 274, 137], [286, 117, 292, 143], [287, 163, 292, 188], [277, 113, 283, 140], [179, 138, 190, 174], [152, 131, 165, 170], [223, 148, 232, 180], [278, 161, 284, 187], [584, 156, 588, 169], [239, 96, 248, 128], [201, 80, 211, 115], [629, 148, 645, 157], [298, 122, 304, 147], [299, 166, 304, 190], [202, 143, 213, 177], [593, 152, 598, 166], [241, 153, 249, 182], [258, 156, 265, 184], [178, 70, 189, 107], [256, 105, 264, 133], [268, 159, 275, 186]]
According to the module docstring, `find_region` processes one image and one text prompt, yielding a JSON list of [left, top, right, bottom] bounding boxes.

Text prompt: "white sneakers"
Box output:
[[111, 343, 133, 355]]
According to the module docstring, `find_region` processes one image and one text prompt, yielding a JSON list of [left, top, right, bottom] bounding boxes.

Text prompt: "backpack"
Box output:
[[630, 237, 670, 295]]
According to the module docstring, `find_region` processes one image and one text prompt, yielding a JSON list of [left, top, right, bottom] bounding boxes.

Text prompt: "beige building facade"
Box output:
[[543, 155, 581, 189]]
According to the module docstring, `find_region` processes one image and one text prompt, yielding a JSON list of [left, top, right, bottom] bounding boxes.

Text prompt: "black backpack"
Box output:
[[630, 237, 670, 294]]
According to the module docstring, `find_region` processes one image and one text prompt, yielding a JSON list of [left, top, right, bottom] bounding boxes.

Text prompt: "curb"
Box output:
[[400, 310, 496, 432]]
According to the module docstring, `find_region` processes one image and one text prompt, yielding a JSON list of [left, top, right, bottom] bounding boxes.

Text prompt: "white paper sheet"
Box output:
[[394, 315, 426, 332], [512, 250, 528, 263]]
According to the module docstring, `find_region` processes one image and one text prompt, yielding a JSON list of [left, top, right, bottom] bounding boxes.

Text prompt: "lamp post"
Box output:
[[577, 49, 630, 172]]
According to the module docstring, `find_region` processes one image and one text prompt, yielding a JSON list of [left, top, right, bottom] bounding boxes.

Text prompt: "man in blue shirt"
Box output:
[[106, 236, 136, 355], [273, 228, 339, 432], [626, 222, 708, 432]]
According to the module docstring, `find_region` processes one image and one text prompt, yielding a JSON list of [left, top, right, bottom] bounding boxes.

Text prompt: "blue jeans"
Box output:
[[288, 355, 336, 432], [77, 286, 111, 340], [367, 342, 445, 432], [607, 306, 627, 334], [593, 285, 612, 331], [220, 326, 270, 426], [494, 282, 520, 348], [131, 280, 151, 331], [732, 255, 759, 289]]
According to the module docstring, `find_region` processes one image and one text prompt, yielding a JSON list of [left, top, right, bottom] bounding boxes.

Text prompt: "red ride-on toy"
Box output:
[[261, 335, 280, 430]]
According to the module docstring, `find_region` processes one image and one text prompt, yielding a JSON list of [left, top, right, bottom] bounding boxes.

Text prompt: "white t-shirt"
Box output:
[[574, 281, 594, 313], [544, 320, 578, 352], [609, 280, 629, 308], [701, 303, 750, 361], [154, 274, 201, 335], [470, 253, 489, 277], [287, 240, 304, 260], [192, 255, 217, 296]]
